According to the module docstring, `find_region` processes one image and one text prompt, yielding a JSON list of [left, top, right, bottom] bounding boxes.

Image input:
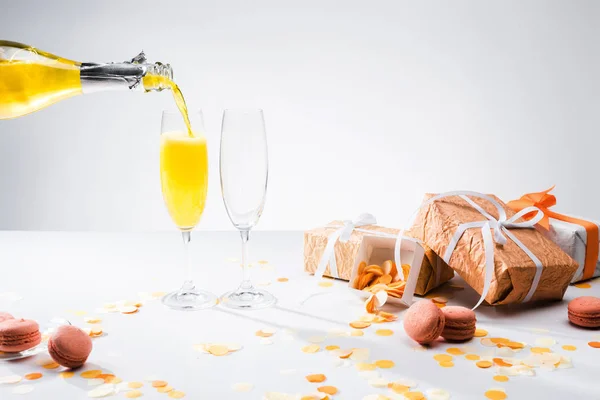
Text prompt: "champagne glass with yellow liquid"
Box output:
[[160, 110, 217, 310]]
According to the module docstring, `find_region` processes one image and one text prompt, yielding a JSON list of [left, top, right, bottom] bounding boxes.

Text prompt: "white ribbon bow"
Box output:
[[313, 213, 378, 280], [397, 191, 545, 309]]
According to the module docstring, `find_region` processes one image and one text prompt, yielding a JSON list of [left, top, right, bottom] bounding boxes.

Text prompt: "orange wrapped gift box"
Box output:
[[508, 187, 600, 283]]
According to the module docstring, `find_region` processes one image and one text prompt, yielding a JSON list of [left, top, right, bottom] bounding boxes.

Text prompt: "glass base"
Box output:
[[220, 287, 276, 310], [162, 288, 217, 311]]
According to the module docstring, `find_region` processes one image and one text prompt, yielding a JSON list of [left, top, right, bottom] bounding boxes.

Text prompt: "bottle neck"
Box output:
[[80, 52, 173, 94]]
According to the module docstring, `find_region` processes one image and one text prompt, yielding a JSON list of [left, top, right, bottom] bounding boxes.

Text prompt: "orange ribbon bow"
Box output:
[[507, 186, 599, 281]]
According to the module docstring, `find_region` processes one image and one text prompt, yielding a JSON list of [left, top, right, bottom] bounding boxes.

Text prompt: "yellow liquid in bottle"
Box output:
[[0, 59, 82, 119], [160, 132, 208, 230]]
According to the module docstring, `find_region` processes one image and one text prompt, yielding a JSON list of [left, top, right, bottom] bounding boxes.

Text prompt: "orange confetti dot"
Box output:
[[120, 305, 139, 314], [128, 382, 144, 389], [158, 386, 174, 393], [439, 361, 455, 368], [355, 362, 377, 371], [404, 391, 426, 400], [375, 360, 395, 369], [377, 311, 398, 322], [24, 373, 42, 380], [255, 330, 274, 337], [476, 361, 493, 368], [465, 354, 480, 361], [152, 380, 168, 388], [277, 277, 289, 282], [588, 341, 600, 348], [325, 345, 340, 351], [433, 354, 453, 362], [208, 345, 229, 356], [317, 386, 338, 395], [318, 281, 334, 288], [505, 342, 524, 349], [574, 283, 592, 289], [494, 375, 509, 382], [389, 383, 410, 394], [306, 374, 326, 383], [446, 347, 465, 355], [107, 377, 122, 384], [350, 329, 364, 337], [485, 390, 507, 400], [493, 358, 512, 367], [302, 344, 321, 353], [97, 374, 115, 382], [530, 347, 551, 354], [125, 390, 143, 398], [375, 329, 394, 336], [349, 321, 371, 329], [42, 361, 60, 369], [59, 371, 74, 379], [334, 349, 353, 359], [490, 338, 510, 344], [431, 296, 448, 304], [80, 370, 102, 379], [168, 391, 186, 399], [562, 345, 577, 351], [474, 328, 488, 337]]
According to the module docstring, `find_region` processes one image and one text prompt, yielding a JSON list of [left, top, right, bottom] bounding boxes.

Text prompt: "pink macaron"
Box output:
[[0, 312, 14, 324], [441, 306, 477, 341], [48, 325, 93, 368], [0, 318, 42, 353], [568, 296, 600, 328], [403, 300, 446, 345]]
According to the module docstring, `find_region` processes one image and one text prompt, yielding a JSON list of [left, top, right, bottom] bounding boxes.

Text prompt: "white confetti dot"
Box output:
[[88, 384, 116, 398], [0, 375, 22, 384], [88, 378, 106, 386], [535, 337, 557, 347], [368, 378, 389, 388], [12, 384, 34, 394], [427, 388, 451, 400]]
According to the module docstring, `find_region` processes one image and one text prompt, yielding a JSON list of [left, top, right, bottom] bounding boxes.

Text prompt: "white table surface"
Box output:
[[0, 231, 599, 400]]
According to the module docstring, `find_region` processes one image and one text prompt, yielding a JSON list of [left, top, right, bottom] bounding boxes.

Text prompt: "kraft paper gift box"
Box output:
[[508, 187, 600, 283], [408, 192, 579, 306], [303, 216, 454, 296]]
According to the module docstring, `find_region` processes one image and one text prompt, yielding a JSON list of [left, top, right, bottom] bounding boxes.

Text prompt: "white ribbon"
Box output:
[[397, 191, 545, 309], [313, 213, 378, 280]]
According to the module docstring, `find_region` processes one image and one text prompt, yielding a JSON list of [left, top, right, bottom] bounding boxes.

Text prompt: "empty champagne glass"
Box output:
[[219, 109, 276, 309], [160, 110, 217, 310]]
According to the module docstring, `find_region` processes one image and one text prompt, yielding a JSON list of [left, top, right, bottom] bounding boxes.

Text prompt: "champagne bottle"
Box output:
[[0, 41, 174, 120]]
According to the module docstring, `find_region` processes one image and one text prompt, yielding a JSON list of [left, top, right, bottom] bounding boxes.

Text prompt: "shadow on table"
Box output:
[[215, 304, 348, 328]]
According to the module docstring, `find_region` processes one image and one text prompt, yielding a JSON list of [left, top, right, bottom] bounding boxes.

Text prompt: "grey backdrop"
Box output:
[[0, 0, 598, 231]]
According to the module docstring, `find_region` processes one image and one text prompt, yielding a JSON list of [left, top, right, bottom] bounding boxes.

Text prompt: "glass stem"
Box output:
[[240, 229, 252, 290], [181, 231, 195, 292]]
